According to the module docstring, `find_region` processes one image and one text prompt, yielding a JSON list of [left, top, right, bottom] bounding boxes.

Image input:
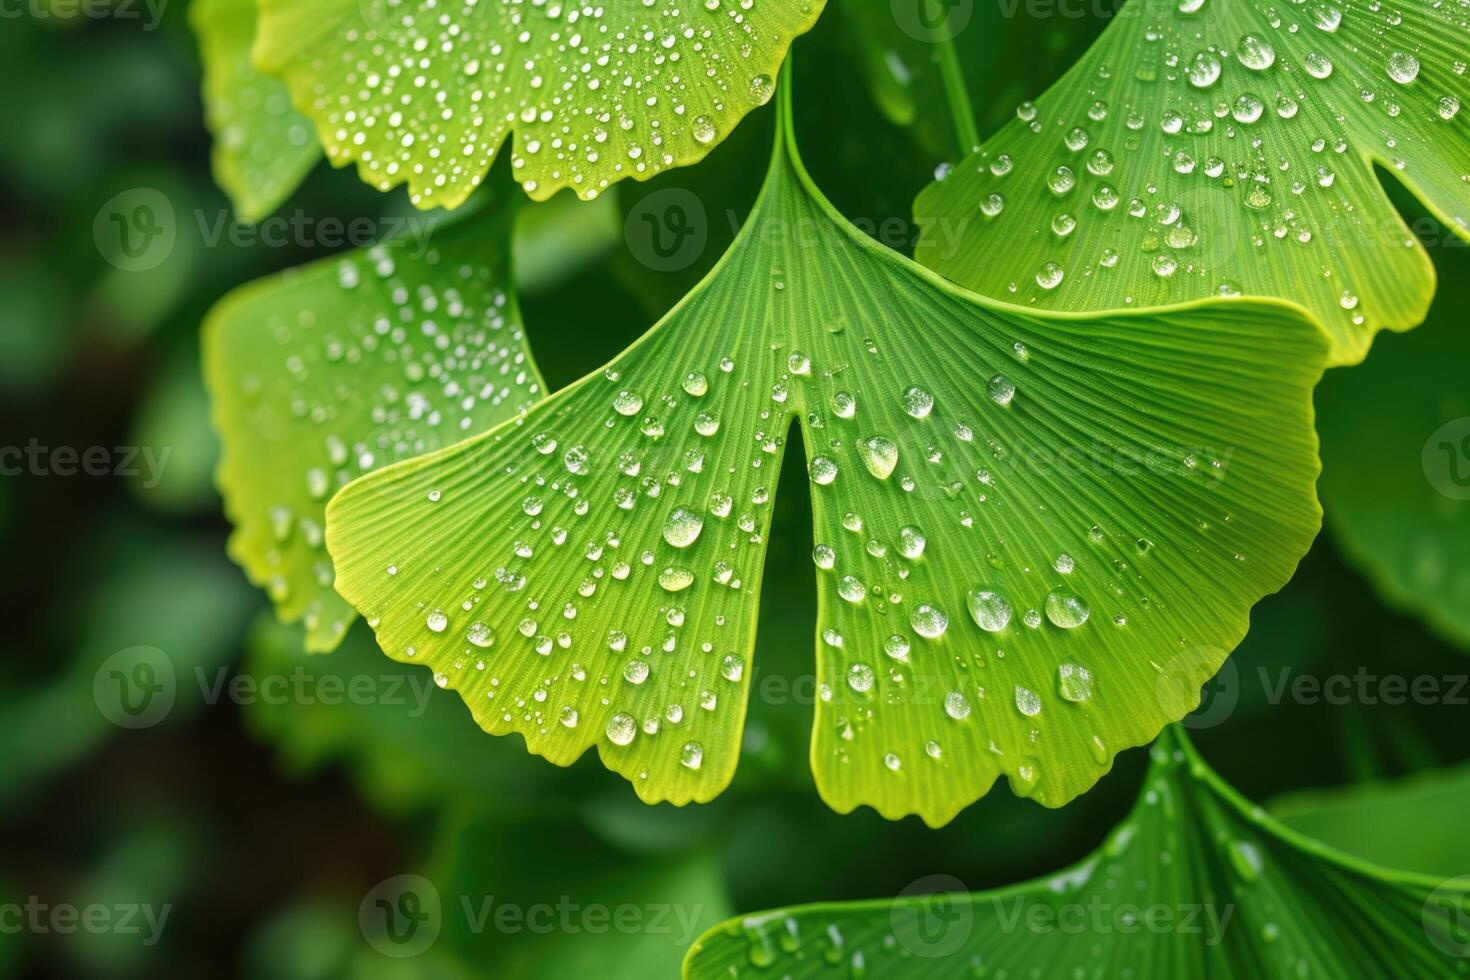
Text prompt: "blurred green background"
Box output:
[[2, 2, 1468, 977]]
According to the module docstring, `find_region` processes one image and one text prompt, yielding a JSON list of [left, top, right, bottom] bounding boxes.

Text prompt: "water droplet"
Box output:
[[987, 374, 1016, 406], [1058, 663, 1094, 702], [1236, 34, 1275, 71], [967, 589, 1013, 632], [426, 609, 449, 633], [1036, 261, 1065, 290], [944, 690, 971, 720], [466, 622, 495, 648], [1386, 50, 1420, 85], [901, 386, 934, 419], [681, 741, 704, 769], [1015, 686, 1042, 716], [857, 436, 899, 480], [847, 663, 875, 692], [663, 506, 705, 548], [910, 603, 949, 639], [606, 713, 637, 746], [1044, 588, 1091, 628]]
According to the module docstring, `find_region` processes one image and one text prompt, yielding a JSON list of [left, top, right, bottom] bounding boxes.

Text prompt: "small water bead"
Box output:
[[694, 412, 721, 436], [1015, 686, 1042, 717], [901, 386, 935, 419], [682, 371, 709, 396], [967, 589, 1012, 632], [623, 659, 650, 685], [883, 634, 911, 662], [857, 436, 899, 480], [1152, 254, 1178, 278], [847, 663, 875, 693], [1304, 52, 1333, 79], [813, 544, 836, 570], [1016, 100, 1038, 122], [1312, 3, 1341, 30], [1232, 94, 1264, 124], [1051, 212, 1076, 238], [809, 455, 839, 485], [925, 741, 943, 760], [897, 525, 926, 559], [426, 609, 449, 633], [606, 712, 637, 746], [1036, 261, 1065, 290], [838, 575, 866, 603], [1058, 663, 1095, 702], [1236, 34, 1275, 70], [1187, 51, 1222, 88], [1054, 553, 1075, 574], [692, 115, 716, 145], [1044, 588, 1091, 628], [944, 690, 972, 720], [1063, 126, 1090, 151], [988, 153, 1014, 177], [1440, 96, 1462, 121], [662, 506, 705, 548], [559, 706, 579, 728], [1092, 184, 1120, 210], [749, 73, 775, 105], [1047, 166, 1076, 195], [1086, 148, 1114, 176], [884, 753, 902, 772], [680, 742, 704, 770], [987, 374, 1016, 406], [658, 566, 694, 591], [1386, 50, 1419, 84], [466, 622, 495, 648], [979, 192, 1006, 218], [787, 350, 811, 375], [910, 603, 949, 639], [1023, 608, 1043, 629], [1339, 290, 1359, 311], [612, 389, 644, 416]]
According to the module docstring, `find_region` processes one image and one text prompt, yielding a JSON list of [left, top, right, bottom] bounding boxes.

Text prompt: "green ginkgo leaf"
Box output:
[[683, 727, 1470, 978], [191, 0, 321, 220], [1317, 211, 1470, 647], [912, 0, 1470, 366], [252, 0, 826, 209], [325, 72, 1326, 825], [205, 203, 545, 652]]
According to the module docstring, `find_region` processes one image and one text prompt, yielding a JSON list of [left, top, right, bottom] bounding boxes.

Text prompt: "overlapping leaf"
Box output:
[[684, 727, 1470, 977], [253, 0, 826, 209], [1317, 213, 1470, 647], [192, 0, 320, 220], [326, 77, 1325, 825], [205, 204, 544, 651], [913, 0, 1470, 365]]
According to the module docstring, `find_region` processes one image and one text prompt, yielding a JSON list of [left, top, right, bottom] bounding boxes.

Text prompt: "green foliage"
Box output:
[[1316, 204, 1470, 647], [205, 201, 544, 651], [685, 727, 1470, 978], [324, 76, 1326, 824], [252, 0, 826, 208], [912, 0, 1470, 366], [191, 0, 321, 220]]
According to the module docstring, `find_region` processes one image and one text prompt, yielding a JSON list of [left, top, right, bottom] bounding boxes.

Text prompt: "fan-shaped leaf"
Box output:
[[912, 0, 1470, 366], [325, 75, 1325, 825], [253, 0, 826, 209], [205, 204, 544, 652], [684, 727, 1470, 978], [192, 0, 320, 220]]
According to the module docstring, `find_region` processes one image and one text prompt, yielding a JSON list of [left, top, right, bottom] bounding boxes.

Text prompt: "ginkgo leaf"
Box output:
[[325, 71, 1326, 826], [683, 727, 1470, 978], [252, 0, 826, 209], [912, 0, 1470, 366], [1317, 213, 1470, 647], [191, 0, 320, 220], [205, 203, 544, 652]]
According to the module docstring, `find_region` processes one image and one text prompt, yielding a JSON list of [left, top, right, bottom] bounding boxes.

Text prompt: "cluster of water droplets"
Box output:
[[234, 241, 538, 644], [286, 0, 815, 204]]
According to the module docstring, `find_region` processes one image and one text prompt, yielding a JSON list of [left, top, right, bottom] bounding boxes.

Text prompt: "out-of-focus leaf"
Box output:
[[686, 727, 1470, 978], [1272, 760, 1470, 879], [126, 345, 220, 515], [205, 201, 544, 651], [191, 0, 321, 220]]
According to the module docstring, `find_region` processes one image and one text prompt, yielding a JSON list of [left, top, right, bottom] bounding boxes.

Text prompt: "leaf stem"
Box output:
[[934, 30, 980, 157]]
